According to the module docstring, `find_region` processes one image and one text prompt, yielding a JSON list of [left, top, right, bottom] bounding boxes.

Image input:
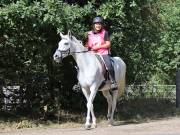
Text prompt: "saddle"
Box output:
[[95, 54, 114, 81], [73, 55, 116, 92]]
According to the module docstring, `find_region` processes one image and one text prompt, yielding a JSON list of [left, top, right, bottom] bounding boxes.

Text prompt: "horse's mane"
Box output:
[[72, 36, 83, 45], [61, 34, 87, 51]]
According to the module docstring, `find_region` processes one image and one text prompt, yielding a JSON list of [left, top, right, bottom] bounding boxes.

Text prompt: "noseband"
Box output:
[[56, 48, 70, 61]]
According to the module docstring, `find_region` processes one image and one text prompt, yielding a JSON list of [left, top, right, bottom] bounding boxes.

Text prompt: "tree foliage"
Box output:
[[0, 0, 179, 117], [156, 0, 180, 83]]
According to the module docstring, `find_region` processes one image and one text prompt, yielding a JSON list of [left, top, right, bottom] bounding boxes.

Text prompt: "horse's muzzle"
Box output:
[[53, 54, 62, 63]]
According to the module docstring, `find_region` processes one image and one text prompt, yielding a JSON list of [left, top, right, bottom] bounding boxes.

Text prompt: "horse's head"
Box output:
[[53, 31, 73, 63]]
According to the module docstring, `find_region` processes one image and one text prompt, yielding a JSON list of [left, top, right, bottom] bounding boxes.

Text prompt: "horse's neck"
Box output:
[[71, 41, 101, 74], [71, 46, 98, 71], [72, 51, 93, 69]]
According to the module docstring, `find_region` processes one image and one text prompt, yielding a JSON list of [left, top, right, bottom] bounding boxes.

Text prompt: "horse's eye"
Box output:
[[64, 43, 69, 45]]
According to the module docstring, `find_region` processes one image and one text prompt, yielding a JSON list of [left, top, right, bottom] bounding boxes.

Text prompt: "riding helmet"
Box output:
[[93, 16, 103, 24]]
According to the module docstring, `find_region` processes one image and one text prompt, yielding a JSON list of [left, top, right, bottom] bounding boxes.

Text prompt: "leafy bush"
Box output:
[[0, 0, 179, 118]]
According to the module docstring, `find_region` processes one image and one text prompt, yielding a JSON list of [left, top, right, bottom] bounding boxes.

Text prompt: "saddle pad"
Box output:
[[95, 54, 107, 70]]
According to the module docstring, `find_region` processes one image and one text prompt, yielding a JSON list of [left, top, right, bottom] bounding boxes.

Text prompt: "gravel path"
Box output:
[[0, 117, 180, 135]]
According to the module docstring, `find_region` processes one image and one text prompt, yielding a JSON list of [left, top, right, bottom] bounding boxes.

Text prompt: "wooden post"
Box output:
[[176, 69, 180, 108]]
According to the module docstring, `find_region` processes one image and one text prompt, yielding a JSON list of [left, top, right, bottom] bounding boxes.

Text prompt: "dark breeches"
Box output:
[[101, 54, 115, 82]]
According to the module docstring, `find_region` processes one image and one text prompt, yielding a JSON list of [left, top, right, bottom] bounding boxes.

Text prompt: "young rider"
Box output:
[[85, 16, 117, 89]]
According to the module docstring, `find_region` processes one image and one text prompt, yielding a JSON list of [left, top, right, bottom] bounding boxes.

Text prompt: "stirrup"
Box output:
[[111, 82, 118, 90], [72, 83, 81, 92]]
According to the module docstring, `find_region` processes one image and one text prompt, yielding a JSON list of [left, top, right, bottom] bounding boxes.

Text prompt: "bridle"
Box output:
[[56, 37, 89, 60], [56, 47, 89, 61]]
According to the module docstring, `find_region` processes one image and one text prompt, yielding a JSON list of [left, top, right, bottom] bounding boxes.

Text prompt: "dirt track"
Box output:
[[1, 117, 180, 135]]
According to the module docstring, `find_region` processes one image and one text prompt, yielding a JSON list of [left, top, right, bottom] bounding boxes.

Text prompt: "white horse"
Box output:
[[53, 31, 126, 129]]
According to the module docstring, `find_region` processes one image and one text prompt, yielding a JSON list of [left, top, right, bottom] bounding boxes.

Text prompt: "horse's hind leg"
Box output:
[[109, 90, 118, 125], [102, 90, 113, 124]]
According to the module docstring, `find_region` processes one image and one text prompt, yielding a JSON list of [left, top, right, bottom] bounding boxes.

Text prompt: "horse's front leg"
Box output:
[[82, 87, 97, 129], [85, 85, 98, 129], [90, 103, 97, 129]]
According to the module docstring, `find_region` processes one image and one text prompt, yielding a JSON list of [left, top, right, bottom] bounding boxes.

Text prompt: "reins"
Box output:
[[57, 48, 89, 54], [71, 50, 89, 53]]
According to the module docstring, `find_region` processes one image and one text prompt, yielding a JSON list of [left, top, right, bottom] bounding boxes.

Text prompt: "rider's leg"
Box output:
[[101, 55, 117, 89]]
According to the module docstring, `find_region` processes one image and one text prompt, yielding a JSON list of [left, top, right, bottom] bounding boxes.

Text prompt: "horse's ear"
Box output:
[[68, 30, 72, 39], [60, 32, 64, 38]]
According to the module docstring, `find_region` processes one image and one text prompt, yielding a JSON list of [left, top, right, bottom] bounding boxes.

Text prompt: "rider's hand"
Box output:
[[92, 43, 101, 50]]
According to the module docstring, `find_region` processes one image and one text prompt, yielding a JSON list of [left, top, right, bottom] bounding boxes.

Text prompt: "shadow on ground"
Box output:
[[115, 98, 180, 123], [1, 98, 180, 128]]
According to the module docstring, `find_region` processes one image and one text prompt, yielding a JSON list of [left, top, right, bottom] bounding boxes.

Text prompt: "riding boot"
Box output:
[[109, 70, 118, 90]]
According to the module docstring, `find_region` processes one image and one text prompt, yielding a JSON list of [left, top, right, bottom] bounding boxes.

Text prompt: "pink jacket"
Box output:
[[87, 29, 109, 55]]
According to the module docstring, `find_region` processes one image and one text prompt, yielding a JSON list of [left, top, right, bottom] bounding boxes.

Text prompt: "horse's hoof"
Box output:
[[91, 124, 97, 129], [108, 120, 114, 126], [85, 124, 91, 130]]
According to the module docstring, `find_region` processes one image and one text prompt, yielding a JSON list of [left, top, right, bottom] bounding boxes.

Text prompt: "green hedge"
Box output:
[[0, 0, 179, 117]]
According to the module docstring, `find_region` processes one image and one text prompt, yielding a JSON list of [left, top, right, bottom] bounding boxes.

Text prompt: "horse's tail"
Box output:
[[114, 57, 126, 98], [118, 78, 126, 98]]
